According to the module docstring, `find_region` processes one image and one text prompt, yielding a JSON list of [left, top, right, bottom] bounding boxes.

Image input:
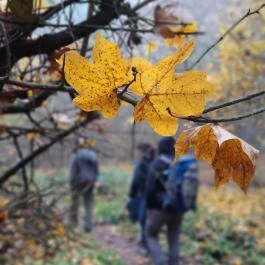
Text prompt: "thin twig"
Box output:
[[189, 3, 265, 69], [0, 113, 99, 186], [0, 16, 205, 34], [0, 77, 71, 92], [192, 107, 265, 123], [118, 67, 138, 96], [203, 89, 265, 114]]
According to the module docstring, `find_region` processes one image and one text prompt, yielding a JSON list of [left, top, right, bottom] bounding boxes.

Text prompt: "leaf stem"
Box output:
[[118, 67, 138, 97]]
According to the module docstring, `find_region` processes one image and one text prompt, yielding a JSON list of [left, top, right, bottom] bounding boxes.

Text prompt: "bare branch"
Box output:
[[189, 107, 265, 123], [0, 112, 99, 186], [189, 3, 265, 69], [203, 89, 265, 114]]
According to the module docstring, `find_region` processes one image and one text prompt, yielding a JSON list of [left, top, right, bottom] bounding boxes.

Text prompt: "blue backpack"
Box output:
[[162, 155, 199, 213]]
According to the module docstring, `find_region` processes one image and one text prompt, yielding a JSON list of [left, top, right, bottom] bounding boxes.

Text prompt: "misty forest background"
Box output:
[[0, 0, 264, 265]]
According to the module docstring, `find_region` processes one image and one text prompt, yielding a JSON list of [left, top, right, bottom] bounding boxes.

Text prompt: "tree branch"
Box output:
[[1, 91, 53, 114], [189, 3, 265, 69], [203, 89, 265, 114], [188, 107, 265, 123], [12, 0, 126, 59], [0, 112, 99, 186]]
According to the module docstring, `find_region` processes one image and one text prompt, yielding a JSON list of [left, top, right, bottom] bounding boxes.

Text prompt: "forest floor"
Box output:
[[95, 224, 151, 265], [94, 224, 201, 265], [3, 162, 265, 265]]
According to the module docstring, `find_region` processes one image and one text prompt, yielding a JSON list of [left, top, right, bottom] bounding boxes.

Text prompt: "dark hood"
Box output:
[[158, 137, 175, 157]]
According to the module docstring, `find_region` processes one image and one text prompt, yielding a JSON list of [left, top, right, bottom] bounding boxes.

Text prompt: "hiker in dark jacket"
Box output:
[[128, 142, 155, 248], [145, 137, 182, 265], [69, 139, 98, 232]]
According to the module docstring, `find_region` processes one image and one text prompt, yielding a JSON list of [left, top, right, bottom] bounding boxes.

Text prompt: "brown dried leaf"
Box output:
[[0, 196, 8, 224], [154, 5, 197, 43], [47, 48, 70, 78], [26, 132, 37, 141], [0, 91, 17, 103], [175, 124, 260, 192], [154, 5, 180, 38], [8, 0, 33, 22]]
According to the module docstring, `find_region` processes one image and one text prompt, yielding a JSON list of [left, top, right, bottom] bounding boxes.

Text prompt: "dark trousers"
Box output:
[[145, 209, 183, 265], [69, 183, 94, 232], [140, 219, 146, 243]]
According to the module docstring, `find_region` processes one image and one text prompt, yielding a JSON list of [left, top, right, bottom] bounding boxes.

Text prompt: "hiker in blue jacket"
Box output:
[[69, 138, 98, 232], [145, 137, 198, 265], [128, 142, 155, 249]]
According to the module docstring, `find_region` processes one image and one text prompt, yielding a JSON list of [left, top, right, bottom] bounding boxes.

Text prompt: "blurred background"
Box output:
[[0, 0, 264, 264]]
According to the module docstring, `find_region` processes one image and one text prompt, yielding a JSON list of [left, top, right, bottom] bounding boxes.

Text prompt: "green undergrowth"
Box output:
[[94, 166, 265, 265], [23, 234, 125, 265], [12, 165, 265, 265]]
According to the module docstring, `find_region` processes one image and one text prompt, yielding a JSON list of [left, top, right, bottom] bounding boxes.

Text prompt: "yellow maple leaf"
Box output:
[[175, 124, 260, 192], [130, 40, 213, 136], [59, 33, 132, 118]]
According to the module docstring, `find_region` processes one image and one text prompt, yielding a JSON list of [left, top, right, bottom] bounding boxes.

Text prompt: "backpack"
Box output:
[[162, 155, 199, 213], [70, 148, 98, 187]]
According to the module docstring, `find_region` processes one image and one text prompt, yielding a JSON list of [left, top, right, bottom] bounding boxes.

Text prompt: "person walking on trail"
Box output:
[[145, 137, 199, 265], [69, 138, 98, 232], [127, 142, 155, 250]]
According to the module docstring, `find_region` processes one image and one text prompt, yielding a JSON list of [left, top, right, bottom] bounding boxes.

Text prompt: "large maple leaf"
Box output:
[[58, 33, 131, 118], [130, 40, 213, 136], [175, 124, 260, 192]]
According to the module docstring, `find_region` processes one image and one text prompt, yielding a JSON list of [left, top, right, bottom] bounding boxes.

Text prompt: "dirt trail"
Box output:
[[94, 224, 200, 265], [95, 224, 151, 265]]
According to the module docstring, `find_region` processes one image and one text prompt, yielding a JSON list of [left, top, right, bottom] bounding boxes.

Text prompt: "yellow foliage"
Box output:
[[212, 2, 265, 105], [26, 132, 37, 141], [175, 124, 260, 192], [80, 258, 94, 265], [34, 0, 48, 10], [166, 22, 197, 48], [131, 41, 213, 135], [61, 34, 213, 136], [82, 139, 97, 148], [198, 186, 265, 249], [27, 89, 34, 98], [27, 238, 44, 258], [52, 221, 65, 237], [144, 42, 158, 54], [59, 33, 132, 118]]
